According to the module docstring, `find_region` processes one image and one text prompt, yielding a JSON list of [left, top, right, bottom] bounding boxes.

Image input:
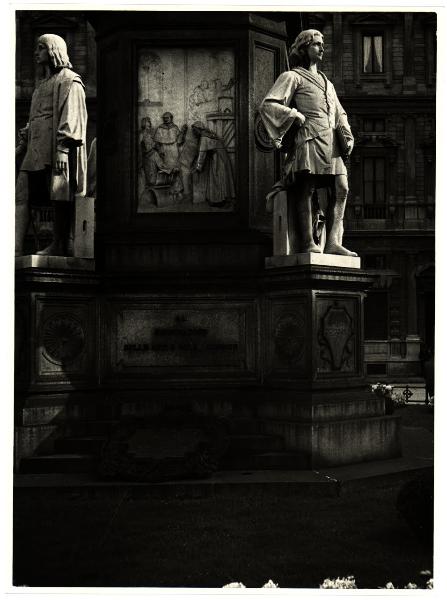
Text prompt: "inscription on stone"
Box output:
[[114, 309, 245, 369]]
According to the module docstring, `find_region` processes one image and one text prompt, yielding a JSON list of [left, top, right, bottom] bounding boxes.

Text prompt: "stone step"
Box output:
[[63, 420, 121, 437], [221, 452, 308, 471], [20, 454, 98, 474], [228, 418, 265, 435], [54, 436, 108, 455], [227, 434, 284, 453]]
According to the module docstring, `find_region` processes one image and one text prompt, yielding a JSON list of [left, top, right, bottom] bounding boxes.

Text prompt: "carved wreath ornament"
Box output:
[[42, 313, 85, 365], [274, 313, 305, 364]]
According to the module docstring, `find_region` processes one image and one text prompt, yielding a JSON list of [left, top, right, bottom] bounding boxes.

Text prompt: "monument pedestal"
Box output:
[[259, 256, 401, 468], [14, 12, 400, 473]]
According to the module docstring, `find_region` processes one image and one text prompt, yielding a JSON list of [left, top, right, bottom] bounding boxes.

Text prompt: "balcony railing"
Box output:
[[363, 204, 387, 219]]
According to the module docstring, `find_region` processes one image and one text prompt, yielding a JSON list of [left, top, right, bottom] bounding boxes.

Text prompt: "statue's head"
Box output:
[[162, 112, 174, 124], [37, 34, 72, 69], [141, 117, 152, 129], [289, 29, 324, 68]]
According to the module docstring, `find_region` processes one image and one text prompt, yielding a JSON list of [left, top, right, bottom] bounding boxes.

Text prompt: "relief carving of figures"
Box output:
[[193, 122, 235, 208], [154, 112, 186, 171], [188, 77, 235, 122], [136, 47, 236, 213], [140, 117, 163, 187]]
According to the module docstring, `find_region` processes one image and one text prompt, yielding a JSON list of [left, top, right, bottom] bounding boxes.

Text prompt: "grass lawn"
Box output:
[[13, 405, 434, 589]]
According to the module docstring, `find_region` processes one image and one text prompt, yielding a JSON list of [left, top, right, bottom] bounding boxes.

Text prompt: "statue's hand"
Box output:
[[346, 139, 354, 154], [18, 126, 28, 143], [295, 112, 306, 126], [55, 150, 69, 173]]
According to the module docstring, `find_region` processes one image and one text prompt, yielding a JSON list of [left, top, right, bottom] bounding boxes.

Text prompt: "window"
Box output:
[[363, 157, 386, 217], [363, 118, 385, 132], [363, 35, 384, 73]]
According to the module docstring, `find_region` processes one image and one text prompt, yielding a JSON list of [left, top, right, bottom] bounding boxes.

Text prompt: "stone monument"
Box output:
[[15, 14, 400, 474]]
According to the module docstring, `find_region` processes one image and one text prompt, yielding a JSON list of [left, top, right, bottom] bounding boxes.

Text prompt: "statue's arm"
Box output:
[[16, 123, 29, 155], [195, 136, 209, 172], [56, 80, 87, 153], [259, 71, 306, 149], [335, 92, 354, 152]]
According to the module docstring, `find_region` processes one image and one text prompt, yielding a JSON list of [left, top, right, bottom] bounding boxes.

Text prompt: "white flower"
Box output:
[[404, 582, 418, 589], [384, 582, 395, 589], [426, 578, 434, 589], [320, 576, 357, 589], [262, 580, 279, 588], [223, 582, 246, 588]]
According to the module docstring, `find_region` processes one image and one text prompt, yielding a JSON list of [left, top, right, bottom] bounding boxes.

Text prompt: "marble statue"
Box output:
[[15, 33, 88, 257], [259, 29, 357, 256]]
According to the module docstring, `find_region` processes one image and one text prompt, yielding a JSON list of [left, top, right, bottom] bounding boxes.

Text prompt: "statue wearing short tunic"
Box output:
[[260, 66, 353, 183]]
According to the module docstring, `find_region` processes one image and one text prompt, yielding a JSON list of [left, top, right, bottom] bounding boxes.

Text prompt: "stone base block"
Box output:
[[74, 196, 95, 258], [14, 424, 59, 470], [264, 414, 401, 468], [15, 255, 95, 271], [265, 253, 361, 269], [258, 391, 384, 422]]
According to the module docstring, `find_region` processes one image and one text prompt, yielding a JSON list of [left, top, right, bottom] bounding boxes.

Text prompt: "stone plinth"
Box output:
[[15, 255, 95, 271], [265, 253, 361, 269], [260, 263, 401, 468]]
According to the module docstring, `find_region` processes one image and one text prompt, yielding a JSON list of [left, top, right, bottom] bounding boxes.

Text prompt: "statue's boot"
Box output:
[[15, 202, 29, 256], [325, 239, 358, 256], [288, 187, 321, 254], [15, 172, 30, 256], [36, 240, 66, 256], [37, 202, 70, 256], [296, 205, 321, 254], [325, 193, 357, 257]]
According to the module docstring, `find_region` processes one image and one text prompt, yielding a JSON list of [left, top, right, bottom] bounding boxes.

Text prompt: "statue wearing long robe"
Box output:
[[20, 68, 87, 204]]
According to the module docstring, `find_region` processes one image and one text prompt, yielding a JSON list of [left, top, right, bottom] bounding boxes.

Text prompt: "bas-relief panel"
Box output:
[[137, 47, 236, 213], [316, 297, 358, 375]]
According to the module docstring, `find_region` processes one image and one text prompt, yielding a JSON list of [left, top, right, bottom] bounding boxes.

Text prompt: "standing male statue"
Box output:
[[15, 34, 87, 256], [259, 29, 357, 256]]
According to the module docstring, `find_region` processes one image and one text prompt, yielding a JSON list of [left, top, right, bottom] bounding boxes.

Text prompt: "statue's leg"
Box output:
[[288, 178, 321, 254], [15, 171, 30, 256], [37, 201, 71, 256], [324, 175, 358, 257]]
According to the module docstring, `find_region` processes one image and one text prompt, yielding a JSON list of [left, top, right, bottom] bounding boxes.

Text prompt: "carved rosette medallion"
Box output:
[[274, 312, 305, 366], [254, 112, 274, 152], [319, 305, 354, 371], [42, 314, 85, 365]]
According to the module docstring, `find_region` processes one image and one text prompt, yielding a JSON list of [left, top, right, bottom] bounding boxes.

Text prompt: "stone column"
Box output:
[[405, 251, 421, 361], [404, 115, 417, 223], [403, 14, 417, 94], [332, 14, 344, 94]]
